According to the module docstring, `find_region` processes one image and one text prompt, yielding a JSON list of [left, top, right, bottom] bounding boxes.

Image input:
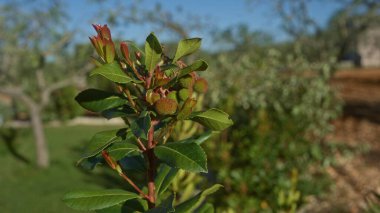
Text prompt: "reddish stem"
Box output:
[[146, 121, 158, 208], [101, 151, 149, 200]]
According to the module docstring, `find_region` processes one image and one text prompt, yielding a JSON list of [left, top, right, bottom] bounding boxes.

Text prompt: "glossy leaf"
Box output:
[[130, 111, 151, 140], [90, 61, 133, 83], [78, 129, 127, 163], [106, 142, 140, 161], [155, 164, 179, 196], [154, 142, 207, 173], [175, 184, 223, 213], [173, 38, 202, 62], [178, 60, 208, 78], [189, 108, 233, 131], [62, 189, 139, 211], [145, 33, 162, 72], [75, 89, 126, 112]]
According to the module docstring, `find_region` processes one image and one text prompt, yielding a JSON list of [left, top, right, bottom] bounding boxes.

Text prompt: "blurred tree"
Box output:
[[0, 1, 91, 168], [250, 0, 380, 62]]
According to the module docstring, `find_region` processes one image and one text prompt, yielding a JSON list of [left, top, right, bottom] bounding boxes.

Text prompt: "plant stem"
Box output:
[[101, 151, 149, 200], [146, 122, 157, 208]]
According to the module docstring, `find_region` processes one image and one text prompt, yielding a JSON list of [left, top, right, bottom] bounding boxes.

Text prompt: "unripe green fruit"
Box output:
[[151, 93, 161, 103], [154, 98, 178, 115], [179, 75, 194, 88], [178, 88, 190, 101], [167, 91, 178, 102], [194, 78, 208, 94]]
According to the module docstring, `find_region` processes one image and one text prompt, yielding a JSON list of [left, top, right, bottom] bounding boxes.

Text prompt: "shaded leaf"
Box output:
[[145, 194, 175, 213], [173, 38, 202, 62], [154, 142, 207, 173], [155, 164, 179, 196], [90, 61, 134, 83], [130, 111, 151, 140], [119, 154, 146, 172], [101, 105, 136, 119], [62, 189, 139, 211], [75, 89, 126, 112], [189, 108, 233, 131]]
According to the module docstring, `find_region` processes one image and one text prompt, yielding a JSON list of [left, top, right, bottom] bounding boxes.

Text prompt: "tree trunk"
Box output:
[[30, 106, 49, 168]]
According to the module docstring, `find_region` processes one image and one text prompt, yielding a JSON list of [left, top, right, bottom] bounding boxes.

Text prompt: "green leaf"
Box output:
[[145, 194, 175, 213], [154, 142, 207, 173], [145, 33, 162, 73], [106, 142, 140, 161], [197, 203, 215, 213], [62, 189, 140, 211], [173, 38, 202, 62], [178, 60, 208, 78], [175, 184, 223, 213], [90, 61, 134, 83], [78, 129, 127, 163], [161, 64, 178, 77], [189, 108, 233, 131], [177, 130, 215, 145], [101, 105, 136, 119], [75, 89, 127, 112], [130, 111, 151, 140], [155, 164, 179, 196], [119, 154, 147, 172]]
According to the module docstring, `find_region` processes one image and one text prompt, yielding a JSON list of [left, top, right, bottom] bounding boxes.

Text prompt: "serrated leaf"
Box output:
[[189, 108, 233, 131], [175, 184, 223, 213], [155, 164, 179, 196], [77, 129, 127, 163], [90, 61, 134, 83], [75, 89, 127, 112], [145, 33, 162, 73], [173, 38, 202, 62], [154, 142, 207, 173], [178, 60, 208, 78], [62, 189, 140, 211], [106, 142, 140, 161], [145, 194, 175, 213], [130, 111, 151, 140]]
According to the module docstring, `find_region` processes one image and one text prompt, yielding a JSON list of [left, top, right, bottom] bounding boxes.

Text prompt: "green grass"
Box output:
[[0, 125, 124, 213]]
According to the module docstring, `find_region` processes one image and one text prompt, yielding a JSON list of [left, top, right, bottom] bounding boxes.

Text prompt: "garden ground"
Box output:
[[301, 68, 380, 212]]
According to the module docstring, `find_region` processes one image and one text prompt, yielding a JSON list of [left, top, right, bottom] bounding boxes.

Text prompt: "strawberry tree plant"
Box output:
[[62, 24, 233, 212]]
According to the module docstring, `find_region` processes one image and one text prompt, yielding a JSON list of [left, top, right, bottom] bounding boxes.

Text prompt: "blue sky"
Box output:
[[2, 0, 343, 48]]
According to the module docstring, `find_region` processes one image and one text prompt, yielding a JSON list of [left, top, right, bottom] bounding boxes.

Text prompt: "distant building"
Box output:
[[358, 28, 380, 68]]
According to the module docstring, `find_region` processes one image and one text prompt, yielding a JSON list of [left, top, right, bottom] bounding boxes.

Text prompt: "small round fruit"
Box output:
[[154, 98, 178, 115], [178, 88, 190, 101], [194, 78, 208, 94], [167, 91, 178, 102], [179, 75, 194, 88]]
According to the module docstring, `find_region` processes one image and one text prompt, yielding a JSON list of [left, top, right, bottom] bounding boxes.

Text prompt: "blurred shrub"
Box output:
[[203, 48, 342, 212], [45, 86, 84, 121]]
